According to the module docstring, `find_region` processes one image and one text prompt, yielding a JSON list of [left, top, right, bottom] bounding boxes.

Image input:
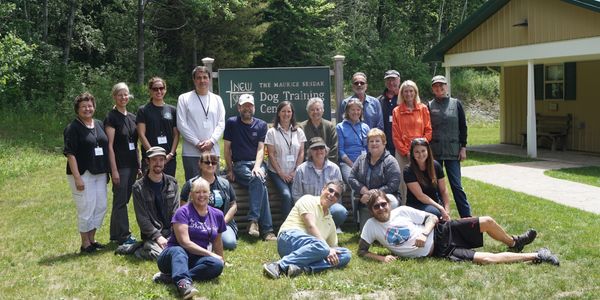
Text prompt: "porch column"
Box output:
[[445, 67, 452, 97], [202, 57, 215, 92], [526, 60, 537, 157], [333, 55, 345, 122]]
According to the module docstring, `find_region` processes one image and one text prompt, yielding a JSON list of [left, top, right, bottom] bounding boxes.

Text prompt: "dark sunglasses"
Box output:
[[327, 187, 341, 199], [151, 86, 165, 92], [373, 201, 388, 210], [202, 160, 218, 166], [353, 81, 366, 86]]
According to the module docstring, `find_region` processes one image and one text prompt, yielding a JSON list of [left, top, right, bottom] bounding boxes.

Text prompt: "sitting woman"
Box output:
[[155, 178, 225, 299], [336, 98, 369, 185], [180, 152, 238, 250], [404, 138, 451, 221], [349, 128, 400, 230]]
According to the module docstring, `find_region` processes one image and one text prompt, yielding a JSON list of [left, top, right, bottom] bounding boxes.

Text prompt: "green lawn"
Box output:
[[545, 166, 600, 188], [2, 113, 599, 299], [468, 121, 500, 146]]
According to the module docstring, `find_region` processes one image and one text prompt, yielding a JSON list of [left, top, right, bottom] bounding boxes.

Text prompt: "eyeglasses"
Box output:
[[327, 187, 341, 199], [353, 81, 366, 86], [202, 160, 218, 166], [151, 86, 165, 92], [373, 202, 388, 210]]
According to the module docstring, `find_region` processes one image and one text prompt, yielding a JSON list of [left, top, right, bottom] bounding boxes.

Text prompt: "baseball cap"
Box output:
[[431, 75, 448, 85], [238, 94, 254, 105], [146, 146, 167, 158], [384, 70, 400, 79], [309, 137, 327, 149]]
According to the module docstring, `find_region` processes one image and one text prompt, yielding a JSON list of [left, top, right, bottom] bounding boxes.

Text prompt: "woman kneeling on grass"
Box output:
[[154, 178, 225, 299]]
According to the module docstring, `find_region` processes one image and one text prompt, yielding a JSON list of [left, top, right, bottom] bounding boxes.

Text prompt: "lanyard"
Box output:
[[349, 122, 365, 146], [78, 118, 99, 146], [195, 93, 210, 119], [200, 209, 214, 240], [278, 126, 293, 154], [121, 111, 134, 142]]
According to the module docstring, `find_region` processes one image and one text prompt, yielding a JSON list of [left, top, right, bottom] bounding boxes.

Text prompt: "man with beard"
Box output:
[[132, 146, 180, 260], [358, 190, 559, 266], [223, 94, 276, 241]]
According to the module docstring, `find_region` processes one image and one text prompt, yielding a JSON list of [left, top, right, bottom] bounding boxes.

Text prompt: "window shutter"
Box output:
[[564, 62, 576, 101], [534, 64, 543, 100]]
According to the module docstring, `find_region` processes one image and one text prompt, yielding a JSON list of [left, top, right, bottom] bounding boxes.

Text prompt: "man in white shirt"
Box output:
[[177, 66, 226, 180], [359, 190, 559, 266]]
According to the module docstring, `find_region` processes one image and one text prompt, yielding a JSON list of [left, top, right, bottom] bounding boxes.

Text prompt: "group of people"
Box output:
[[63, 67, 560, 299]]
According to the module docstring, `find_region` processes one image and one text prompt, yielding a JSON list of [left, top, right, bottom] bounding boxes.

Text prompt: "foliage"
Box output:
[[0, 32, 35, 95], [545, 166, 600, 188]]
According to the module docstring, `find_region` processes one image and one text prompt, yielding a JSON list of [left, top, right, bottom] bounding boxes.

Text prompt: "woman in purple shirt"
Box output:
[[154, 178, 226, 299]]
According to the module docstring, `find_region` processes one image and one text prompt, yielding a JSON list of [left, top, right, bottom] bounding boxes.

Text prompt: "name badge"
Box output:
[[389, 115, 393, 123], [286, 155, 295, 163], [202, 121, 210, 128], [207, 242, 213, 252], [361, 150, 367, 155], [94, 147, 104, 156], [157, 136, 167, 144], [252, 132, 257, 137], [128, 142, 135, 151]]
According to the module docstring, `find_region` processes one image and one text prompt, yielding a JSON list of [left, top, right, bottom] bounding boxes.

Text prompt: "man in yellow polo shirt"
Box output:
[[263, 181, 352, 279]]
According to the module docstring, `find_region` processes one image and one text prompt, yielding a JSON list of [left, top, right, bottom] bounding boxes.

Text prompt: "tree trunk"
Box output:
[[42, 0, 48, 43], [137, 0, 145, 85], [63, 0, 76, 65], [192, 28, 197, 67], [23, 0, 31, 42]]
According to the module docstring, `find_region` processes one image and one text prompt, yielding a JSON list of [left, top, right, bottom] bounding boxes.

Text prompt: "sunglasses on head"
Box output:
[[353, 81, 366, 86], [151, 86, 165, 92], [327, 187, 341, 199], [373, 201, 388, 210]]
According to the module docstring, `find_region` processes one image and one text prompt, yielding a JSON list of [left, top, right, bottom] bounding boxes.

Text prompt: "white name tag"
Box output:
[[157, 136, 167, 144], [207, 242, 213, 252], [128, 142, 135, 150], [286, 155, 295, 163], [361, 150, 367, 155], [202, 121, 210, 128], [389, 115, 393, 122], [94, 147, 104, 156]]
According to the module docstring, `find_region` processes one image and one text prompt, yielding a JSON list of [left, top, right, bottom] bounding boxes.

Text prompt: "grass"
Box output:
[[2, 112, 599, 299], [544, 166, 600, 188]]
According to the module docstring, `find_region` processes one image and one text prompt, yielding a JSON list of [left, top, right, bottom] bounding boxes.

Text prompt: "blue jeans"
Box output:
[[276, 229, 351, 273], [156, 246, 223, 284], [232, 161, 273, 234], [268, 169, 293, 218], [407, 201, 442, 218], [222, 224, 237, 250], [438, 159, 471, 217], [329, 203, 348, 228]]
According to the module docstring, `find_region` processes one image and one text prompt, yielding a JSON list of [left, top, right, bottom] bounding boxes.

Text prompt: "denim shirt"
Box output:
[[338, 94, 384, 130], [336, 120, 370, 163], [291, 160, 342, 201]]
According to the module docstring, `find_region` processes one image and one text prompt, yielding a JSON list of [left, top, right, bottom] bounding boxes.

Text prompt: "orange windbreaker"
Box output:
[[392, 102, 432, 156]]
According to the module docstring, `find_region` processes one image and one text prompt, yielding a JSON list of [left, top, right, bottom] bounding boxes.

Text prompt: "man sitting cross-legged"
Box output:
[[359, 190, 559, 266], [263, 181, 352, 279]]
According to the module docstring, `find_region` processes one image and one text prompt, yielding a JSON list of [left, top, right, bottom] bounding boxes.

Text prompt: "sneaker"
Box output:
[[286, 264, 309, 278], [263, 262, 281, 279], [336, 227, 343, 234], [263, 232, 277, 241], [120, 236, 137, 245], [177, 279, 199, 300], [508, 229, 537, 252], [248, 221, 260, 237], [534, 248, 560, 266], [152, 272, 172, 284]]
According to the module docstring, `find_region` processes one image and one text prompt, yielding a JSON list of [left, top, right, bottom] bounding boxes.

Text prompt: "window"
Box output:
[[534, 62, 576, 101], [544, 64, 563, 99]]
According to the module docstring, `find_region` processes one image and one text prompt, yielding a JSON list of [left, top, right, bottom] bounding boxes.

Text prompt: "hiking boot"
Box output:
[[263, 262, 282, 279], [263, 232, 277, 241], [508, 229, 537, 252], [152, 272, 172, 284], [248, 221, 260, 237], [286, 264, 310, 278], [177, 279, 199, 300], [534, 248, 560, 266]]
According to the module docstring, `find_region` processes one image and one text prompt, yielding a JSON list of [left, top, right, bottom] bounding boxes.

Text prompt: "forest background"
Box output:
[[0, 0, 498, 123]]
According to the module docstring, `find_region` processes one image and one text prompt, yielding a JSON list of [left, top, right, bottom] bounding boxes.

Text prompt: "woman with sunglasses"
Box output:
[[265, 101, 306, 218], [104, 82, 140, 245], [404, 138, 450, 221], [391, 80, 432, 205], [136, 77, 179, 176], [179, 152, 238, 250], [155, 177, 225, 299]]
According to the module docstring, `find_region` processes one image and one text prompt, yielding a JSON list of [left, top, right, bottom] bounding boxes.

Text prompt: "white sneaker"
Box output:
[[336, 227, 343, 234], [248, 221, 260, 237]]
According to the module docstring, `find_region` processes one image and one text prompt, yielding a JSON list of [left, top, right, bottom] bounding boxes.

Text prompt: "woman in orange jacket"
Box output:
[[391, 80, 432, 204]]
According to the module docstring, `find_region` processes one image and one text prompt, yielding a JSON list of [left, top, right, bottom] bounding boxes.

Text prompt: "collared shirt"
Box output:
[[279, 194, 337, 247], [338, 94, 384, 130], [291, 160, 342, 201], [264, 124, 306, 174]]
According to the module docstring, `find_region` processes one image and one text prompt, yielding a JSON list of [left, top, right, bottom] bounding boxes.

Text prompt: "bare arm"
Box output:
[[414, 215, 439, 248], [105, 126, 120, 185], [358, 238, 397, 263], [224, 140, 234, 181], [437, 177, 451, 213], [406, 181, 449, 221], [224, 201, 237, 224], [137, 122, 152, 151], [252, 142, 265, 178], [173, 223, 223, 262], [301, 212, 324, 240], [167, 127, 179, 162]]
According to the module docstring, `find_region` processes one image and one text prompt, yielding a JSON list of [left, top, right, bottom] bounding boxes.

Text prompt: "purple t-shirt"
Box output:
[[166, 205, 226, 249]]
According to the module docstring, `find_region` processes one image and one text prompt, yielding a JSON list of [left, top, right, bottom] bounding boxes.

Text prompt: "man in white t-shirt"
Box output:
[[359, 190, 559, 265]]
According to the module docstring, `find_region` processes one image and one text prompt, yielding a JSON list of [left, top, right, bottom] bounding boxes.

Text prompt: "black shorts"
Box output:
[[432, 217, 483, 262]]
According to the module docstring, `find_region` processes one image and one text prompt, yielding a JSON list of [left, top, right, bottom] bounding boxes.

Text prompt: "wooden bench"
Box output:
[[521, 114, 572, 151], [231, 178, 354, 231]]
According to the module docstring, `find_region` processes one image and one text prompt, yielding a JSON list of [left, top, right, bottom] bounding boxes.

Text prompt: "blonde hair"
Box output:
[[367, 128, 386, 145], [399, 80, 421, 105], [111, 82, 129, 97]]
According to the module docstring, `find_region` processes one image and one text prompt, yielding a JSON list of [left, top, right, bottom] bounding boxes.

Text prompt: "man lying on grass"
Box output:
[[358, 190, 559, 265]]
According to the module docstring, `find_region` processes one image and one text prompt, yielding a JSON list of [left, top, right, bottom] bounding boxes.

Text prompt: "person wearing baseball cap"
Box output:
[[428, 75, 472, 218], [378, 70, 401, 155]]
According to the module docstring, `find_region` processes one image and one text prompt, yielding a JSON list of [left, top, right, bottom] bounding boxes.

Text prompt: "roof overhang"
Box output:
[[442, 36, 600, 67]]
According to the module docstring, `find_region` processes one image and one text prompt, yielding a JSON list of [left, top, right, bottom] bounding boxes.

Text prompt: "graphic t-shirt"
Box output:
[[167, 205, 226, 250], [361, 206, 434, 258]]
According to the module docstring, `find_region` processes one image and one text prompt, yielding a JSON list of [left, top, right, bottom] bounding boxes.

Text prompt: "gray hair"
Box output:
[[111, 82, 129, 97], [306, 97, 324, 111], [352, 72, 367, 81], [343, 98, 363, 120], [192, 66, 211, 79], [325, 180, 345, 194]]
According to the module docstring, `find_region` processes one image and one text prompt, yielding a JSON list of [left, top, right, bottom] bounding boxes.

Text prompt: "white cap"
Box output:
[[238, 94, 254, 105]]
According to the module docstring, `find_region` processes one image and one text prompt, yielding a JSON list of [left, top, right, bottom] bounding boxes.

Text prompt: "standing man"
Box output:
[[428, 75, 471, 218], [298, 97, 338, 162], [337, 72, 384, 130], [177, 66, 225, 181], [378, 70, 401, 155], [223, 94, 276, 241], [263, 181, 352, 279], [132, 147, 180, 260]]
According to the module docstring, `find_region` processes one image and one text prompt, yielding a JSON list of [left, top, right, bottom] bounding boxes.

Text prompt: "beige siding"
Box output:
[[502, 61, 600, 153], [448, 0, 600, 54]]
